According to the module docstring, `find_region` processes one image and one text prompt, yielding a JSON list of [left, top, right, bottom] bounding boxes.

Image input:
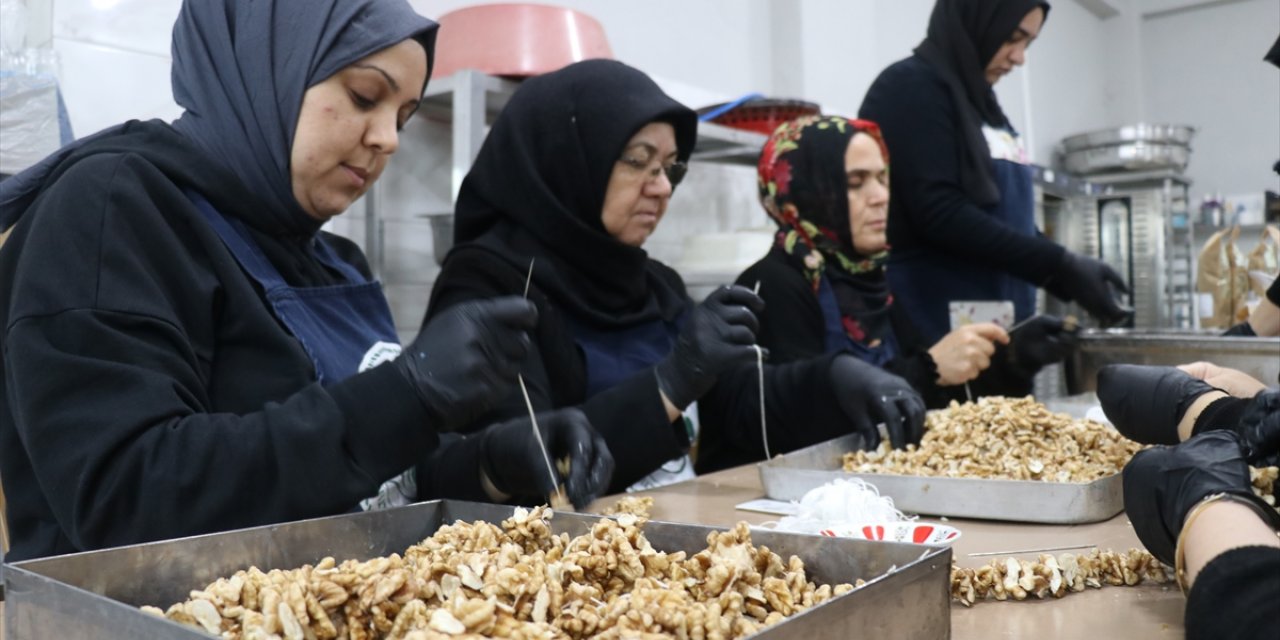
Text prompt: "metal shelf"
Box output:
[[365, 70, 769, 274]]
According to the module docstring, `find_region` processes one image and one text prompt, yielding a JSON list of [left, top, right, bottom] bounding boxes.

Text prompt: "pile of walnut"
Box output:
[[843, 396, 1142, 482], [950, 548, 1171, 607], [144, 505, 854, 639], [1253, 465, 1278, 508]]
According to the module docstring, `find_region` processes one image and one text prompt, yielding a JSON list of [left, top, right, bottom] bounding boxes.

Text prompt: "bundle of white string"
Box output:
[[764, 478, 911, 535]]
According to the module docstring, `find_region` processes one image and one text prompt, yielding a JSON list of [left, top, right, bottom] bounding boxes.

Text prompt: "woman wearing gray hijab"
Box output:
[[0, 0, 612, 562]]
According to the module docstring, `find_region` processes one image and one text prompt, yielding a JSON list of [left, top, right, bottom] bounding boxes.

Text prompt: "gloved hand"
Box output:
[[479, 408, 614, 509], [655, 285, 765, 409], [396, 297, 537, 432], [1045, 252, 1133, 327], [830, 355, 927, 449], [1122, 430, 1280, 566], [1097, 364, 1220, 445], [1239, 389, 1280, 466], [1005, 314, 1079, 377]]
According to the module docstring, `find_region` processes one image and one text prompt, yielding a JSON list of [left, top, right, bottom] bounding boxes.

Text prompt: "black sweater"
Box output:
[[0, 129, 438, 561], [859, 56, 1065, 284], [1185, 545, 1280, 640]]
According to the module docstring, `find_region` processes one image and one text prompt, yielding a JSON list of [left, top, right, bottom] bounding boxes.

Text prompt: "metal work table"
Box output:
[[614, 463, 1185, 639]]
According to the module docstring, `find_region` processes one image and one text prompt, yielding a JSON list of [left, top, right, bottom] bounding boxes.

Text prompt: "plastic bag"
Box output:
[[1246, 225, 1280, 299]]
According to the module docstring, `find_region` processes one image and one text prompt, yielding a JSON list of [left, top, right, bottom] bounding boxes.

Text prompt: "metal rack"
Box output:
[[1088, 170, 1195, 329], [364, 69, 768, 274]]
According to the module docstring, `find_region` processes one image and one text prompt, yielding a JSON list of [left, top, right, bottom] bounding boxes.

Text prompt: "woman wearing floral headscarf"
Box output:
[[704, 116, 1072, 471], [0, 0, 611, 562]]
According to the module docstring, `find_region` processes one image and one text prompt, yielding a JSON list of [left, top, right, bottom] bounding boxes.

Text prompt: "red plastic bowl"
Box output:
[[432, 4, 615, 79], [699, 98, 822, 135]]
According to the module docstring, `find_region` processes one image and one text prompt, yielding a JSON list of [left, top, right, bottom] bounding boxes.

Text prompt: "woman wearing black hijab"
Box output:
[[423, 59, 776, 492], [0, 0, 611, 562], [860, 0, 1130, 349]]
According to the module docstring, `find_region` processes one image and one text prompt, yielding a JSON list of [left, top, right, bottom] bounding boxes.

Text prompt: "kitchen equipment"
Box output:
[[1062, 142, 1190, 175], [3, 500, 952, 639], [1064, 329, 1280, 394], [1060, 124, 1196, 153], [760, 434, 1125, 524], [431, 4, 614, 80], [696, 98, 821, 135]]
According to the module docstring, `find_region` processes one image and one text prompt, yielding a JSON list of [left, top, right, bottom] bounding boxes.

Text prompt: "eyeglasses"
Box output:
[[618, 154, 688, 188]]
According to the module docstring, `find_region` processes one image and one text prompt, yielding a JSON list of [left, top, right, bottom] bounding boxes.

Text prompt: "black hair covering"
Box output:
[[0, 0, 439, 235], [914, 0, 1049, 205], [448, 59, 698, 328]]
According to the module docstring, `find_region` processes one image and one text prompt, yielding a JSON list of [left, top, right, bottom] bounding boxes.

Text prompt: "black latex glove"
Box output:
[[1006, 314, 1079, 377], [1122, 430, 1280, 566], [655, 285, 765, 408], [479, 408, 614, 509], [830, 355, 927, 449], [1045, 252, 1133, 327], [397, 297, 537, 432], [1097, 364, 1221, 445], [1239, 389, 1280, 466]]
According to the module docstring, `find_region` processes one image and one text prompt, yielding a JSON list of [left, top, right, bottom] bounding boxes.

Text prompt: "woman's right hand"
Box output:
[[927, 323, 1009, 386], [479, 408, 614, 509], [396, 297, 538, 432]]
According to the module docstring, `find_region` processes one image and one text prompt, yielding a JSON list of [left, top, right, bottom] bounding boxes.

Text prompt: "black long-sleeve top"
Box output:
[[0, 124, 442, 561], [859, 56, 1066, 284], [1185, 545, 1280, 640]]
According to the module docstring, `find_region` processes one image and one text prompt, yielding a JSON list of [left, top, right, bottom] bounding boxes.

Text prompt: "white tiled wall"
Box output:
[[51, 0, 182, 137]]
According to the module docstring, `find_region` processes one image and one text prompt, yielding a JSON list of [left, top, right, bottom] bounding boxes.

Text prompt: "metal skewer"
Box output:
[[968, 543, 1097, 557], [516, 259, 562, 503]]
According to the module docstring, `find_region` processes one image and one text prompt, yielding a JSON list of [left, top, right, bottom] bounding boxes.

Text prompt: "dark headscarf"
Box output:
[[0, 0, 438, 238], [914, 0, 1049, 205], [448, 59, 698, 328], [757, 115, 895, 347]]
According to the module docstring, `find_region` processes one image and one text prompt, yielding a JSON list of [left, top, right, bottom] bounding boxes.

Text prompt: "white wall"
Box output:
[[1141, 0, 1280, 196]]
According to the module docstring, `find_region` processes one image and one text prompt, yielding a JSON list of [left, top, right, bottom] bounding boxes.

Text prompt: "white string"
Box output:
[[751, 281, 769, 460]]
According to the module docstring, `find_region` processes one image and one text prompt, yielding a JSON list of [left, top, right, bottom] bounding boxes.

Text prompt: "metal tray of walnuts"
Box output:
[[4, 500, 951, 639], [759, 434, 1125, 524]]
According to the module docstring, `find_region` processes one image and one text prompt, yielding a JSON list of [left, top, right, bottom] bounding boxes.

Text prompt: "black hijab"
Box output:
[[757, 116, 895, 347], [447, 59, 698, 328], [1, 0, 438, 254], [914, 0, 1049, 205]]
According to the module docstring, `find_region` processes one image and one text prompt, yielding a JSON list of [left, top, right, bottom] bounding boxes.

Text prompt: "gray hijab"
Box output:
[[0, 0, 438, 231]]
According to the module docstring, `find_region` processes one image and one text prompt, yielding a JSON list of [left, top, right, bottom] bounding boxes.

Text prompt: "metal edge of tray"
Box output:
[[5, 500, 951, 640], [759, 435, 1123, 524], [1066, 331, 1280, 393], [1060, 124, 1195, 153]]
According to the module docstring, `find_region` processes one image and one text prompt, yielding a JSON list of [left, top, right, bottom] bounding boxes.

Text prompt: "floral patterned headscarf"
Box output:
[[757, 115, 896, 346]]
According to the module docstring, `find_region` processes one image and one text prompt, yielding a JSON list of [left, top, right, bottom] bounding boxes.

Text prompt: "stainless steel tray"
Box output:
[[760, 434, 1124, 524], [4, 500, 951, 639], [1062, 141, 1189, 175], [1065, 329, 1280, 394], [1060, 123, 1195, 153]]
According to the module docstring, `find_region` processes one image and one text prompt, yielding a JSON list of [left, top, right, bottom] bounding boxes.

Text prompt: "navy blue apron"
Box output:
[[566, 310, 693, 490], [815, 274, 900, 367], [185, 191, 400, 385], [566, 312, 684, 399], [886, 128, 1037, 344]]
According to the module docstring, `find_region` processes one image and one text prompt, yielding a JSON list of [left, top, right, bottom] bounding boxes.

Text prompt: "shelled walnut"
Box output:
[[843, 396, 1143, 482], [147, 506, 855, 639], [949, 548, 1172, 607], [1252, 465, 1278, 508]]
